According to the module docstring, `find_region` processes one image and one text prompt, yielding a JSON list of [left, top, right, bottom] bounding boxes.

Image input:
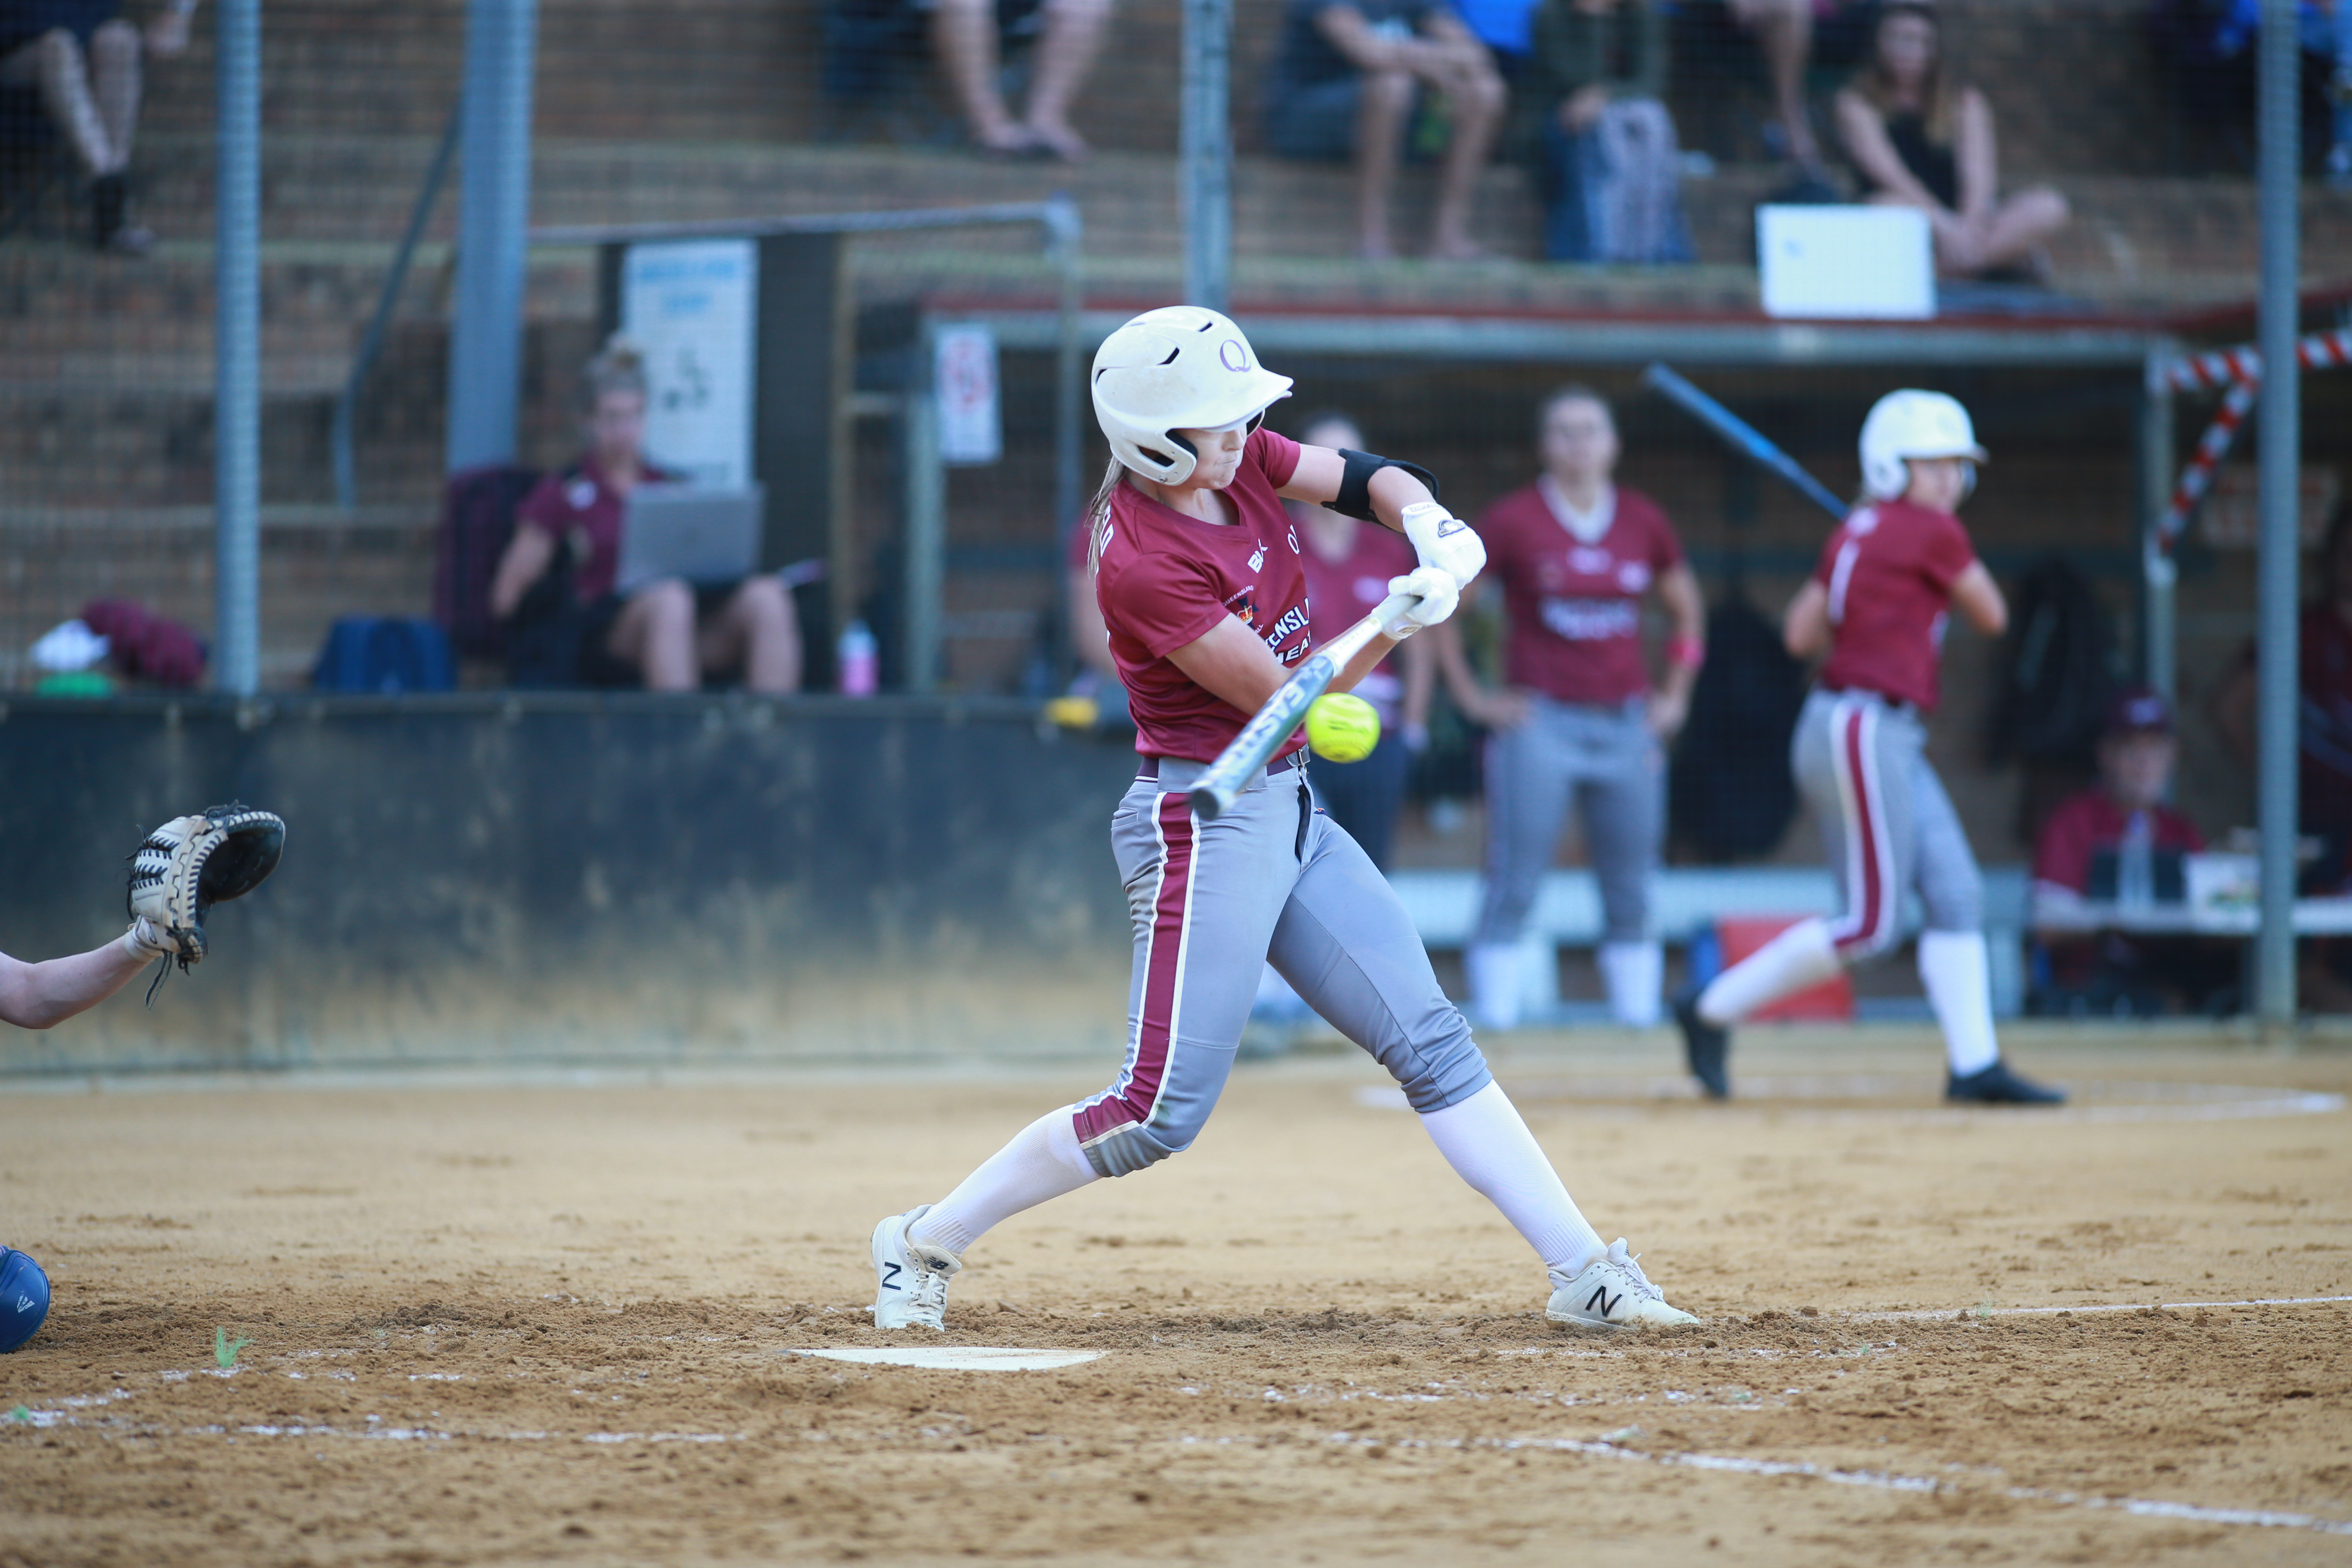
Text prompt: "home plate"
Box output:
[[789, 1347, 1103, 1371]]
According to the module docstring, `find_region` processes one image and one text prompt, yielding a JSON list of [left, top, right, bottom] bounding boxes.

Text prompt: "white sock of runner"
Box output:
[[1598, 941, 1663, 1028], [1695, 916, 1840, 1026], [1465, 942, 1524, 1031], [1418, 1080, 1605, 1283], [909, 1107, 1098, 1256], [1917, 930, 2000, 1077]]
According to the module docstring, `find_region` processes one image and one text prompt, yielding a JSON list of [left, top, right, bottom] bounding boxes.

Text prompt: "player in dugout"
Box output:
[[1437, 384, 1703, 1032], [867, 306, 1699, 1337], [2028, 687, 2236, 1017]]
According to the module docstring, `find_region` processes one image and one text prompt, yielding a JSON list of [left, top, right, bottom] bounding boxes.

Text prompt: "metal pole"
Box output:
[[212, 0, 260, 695], [1179, 0, 1233, 313], [904, 337, 945, 694], [2254, 0, 2302, 1024], [1048, 197, 1083, 544], [2139, 347, 2177, 704], [446, 0, 538, 473], [335, 103, 463, 510]]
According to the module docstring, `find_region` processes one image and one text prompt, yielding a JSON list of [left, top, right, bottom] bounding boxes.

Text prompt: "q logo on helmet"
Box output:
[[1219, 340, 1251, 373]]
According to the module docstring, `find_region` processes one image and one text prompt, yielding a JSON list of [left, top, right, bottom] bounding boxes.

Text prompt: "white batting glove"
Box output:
[[1383, 566, 1459, 639], [1401, 501, 1486, 590]]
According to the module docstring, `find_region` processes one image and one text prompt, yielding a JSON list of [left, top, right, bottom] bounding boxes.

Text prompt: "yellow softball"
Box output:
[[1305, 693, 1381, 764]]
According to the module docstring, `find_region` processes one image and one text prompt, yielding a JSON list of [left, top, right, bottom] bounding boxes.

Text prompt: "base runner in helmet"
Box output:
[[866, 306, 1700, 1335], [1673, 390, 2063, 1106]]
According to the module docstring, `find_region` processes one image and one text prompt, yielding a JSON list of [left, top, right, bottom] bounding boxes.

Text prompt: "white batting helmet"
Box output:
[[1091, 306, 1293, 486], [1858, 389, 1988, 501]]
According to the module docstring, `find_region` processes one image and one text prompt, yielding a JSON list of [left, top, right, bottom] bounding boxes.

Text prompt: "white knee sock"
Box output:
[[1695, 916, 1840, 1026], [1917, 930, 2000, 1077], [1418, 1080, 1605, 1284], [1466, 942, 1524, 1031], [909, 1106, 1098, 1256], [1598, 940, 1663, 1028]]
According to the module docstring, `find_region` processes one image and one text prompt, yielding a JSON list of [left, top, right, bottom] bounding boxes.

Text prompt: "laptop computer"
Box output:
[[615, 484, 765, 593]]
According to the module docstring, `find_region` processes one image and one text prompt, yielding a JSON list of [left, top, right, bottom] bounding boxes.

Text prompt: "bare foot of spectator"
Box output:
[[1023, 117, 1090, 162], [1019, 0, 1109, 163]]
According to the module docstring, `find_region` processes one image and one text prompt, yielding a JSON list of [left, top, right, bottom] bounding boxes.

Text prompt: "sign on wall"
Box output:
[[620, 239, 759, 487], [935, 323, 1002, 467]]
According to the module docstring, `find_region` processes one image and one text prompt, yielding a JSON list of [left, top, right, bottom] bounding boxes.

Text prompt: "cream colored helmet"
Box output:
[[1091, 306, 1294, 486], [1858, 389, 1988, 501]]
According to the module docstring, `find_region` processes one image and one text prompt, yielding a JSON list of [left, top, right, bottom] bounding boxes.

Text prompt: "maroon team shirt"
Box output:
[[514, 455, 678, 604], [2033, 789, 2205, 894], [1096, 428, 1314, 763], [1811, 497, 1978, 713], [1299, 516, 1416, 727], [1477, 482, 1685, 706]]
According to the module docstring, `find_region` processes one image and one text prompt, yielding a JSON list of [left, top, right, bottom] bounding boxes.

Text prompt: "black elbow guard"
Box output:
[[1333, 449, 1440, 523]]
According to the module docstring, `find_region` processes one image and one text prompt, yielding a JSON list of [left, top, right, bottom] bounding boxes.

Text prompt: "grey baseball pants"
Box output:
[[1073, 755, 1494, 1179], [1475, 696, 1662, 946], [1791, 688, 1984, 958]]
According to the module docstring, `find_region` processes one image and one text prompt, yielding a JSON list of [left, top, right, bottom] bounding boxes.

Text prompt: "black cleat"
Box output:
[[1673, 990, 1730, 1100], [1945, 1059, 2066, 1105]]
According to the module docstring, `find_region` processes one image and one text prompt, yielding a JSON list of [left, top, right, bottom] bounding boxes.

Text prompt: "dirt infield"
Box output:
[[1, 1027, 2348, 1565]]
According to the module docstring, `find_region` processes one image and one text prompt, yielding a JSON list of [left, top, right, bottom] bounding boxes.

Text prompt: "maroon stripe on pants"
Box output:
[[1074, 792, 1196, 1142], [1830, 703, 1886, 956]]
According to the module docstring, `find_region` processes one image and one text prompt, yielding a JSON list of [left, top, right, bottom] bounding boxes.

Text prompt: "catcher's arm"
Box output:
[[0, 935, 159, 1030]]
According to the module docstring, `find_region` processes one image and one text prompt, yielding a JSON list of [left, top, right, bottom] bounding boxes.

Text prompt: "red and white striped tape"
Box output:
[[2159, 376, 2259, 549], [2158, 328, 2352, 393]]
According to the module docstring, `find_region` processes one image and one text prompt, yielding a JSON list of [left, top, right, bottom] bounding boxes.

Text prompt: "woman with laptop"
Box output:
[[490, 335, 803, 693]]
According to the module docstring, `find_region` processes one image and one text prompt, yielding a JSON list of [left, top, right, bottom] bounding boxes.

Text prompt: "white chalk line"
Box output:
[[1357, 1080, 2346, 1125], [1853, 1294, 2352, 1322], [1295, 1431, 2352, 1538]]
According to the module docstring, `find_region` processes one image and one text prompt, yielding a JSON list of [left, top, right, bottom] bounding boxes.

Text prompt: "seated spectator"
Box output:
[[1833, 2, 2069, 279], [1290, 411, 1433, 870], [0, 0, 193, 254], [1450, 0, 1539, 74], [489, 337, 803, 695], [2149, 0, 2342, 179], [1524, 0, 1690, 263], [932, 0, 1110, 161], [1265, 0, 1507, 260], [2031, 688, 2236, 1016], [1711, 0, 1879, 176]]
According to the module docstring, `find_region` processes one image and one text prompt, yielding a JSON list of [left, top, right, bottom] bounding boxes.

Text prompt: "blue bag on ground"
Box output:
[[312, 617, 456, 693]]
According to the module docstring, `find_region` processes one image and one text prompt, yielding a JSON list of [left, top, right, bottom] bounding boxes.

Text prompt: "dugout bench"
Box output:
[[1390, 864, 2033, 1023]]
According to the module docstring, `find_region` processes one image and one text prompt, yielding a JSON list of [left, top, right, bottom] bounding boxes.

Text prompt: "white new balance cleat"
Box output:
[[869, 1204, 962, 1332], [1545, 1238, 1700, 1331]]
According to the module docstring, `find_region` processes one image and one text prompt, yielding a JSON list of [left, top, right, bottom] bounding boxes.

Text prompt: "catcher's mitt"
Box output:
[[126, 804, 286, 986]]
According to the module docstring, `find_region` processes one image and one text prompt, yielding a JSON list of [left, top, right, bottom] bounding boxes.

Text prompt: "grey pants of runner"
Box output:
[[1790, 688, 1984, 959], [1073, 756, 1494, 1179], [1475, 696, 1661, 946]]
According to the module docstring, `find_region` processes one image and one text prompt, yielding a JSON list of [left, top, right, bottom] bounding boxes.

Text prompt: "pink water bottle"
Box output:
[[838, 619, 878, 697]]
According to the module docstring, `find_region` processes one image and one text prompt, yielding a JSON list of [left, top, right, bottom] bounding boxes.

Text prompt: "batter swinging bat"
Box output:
[[1642, 363, 1848, 522], [1189, 590, 1420, 823]]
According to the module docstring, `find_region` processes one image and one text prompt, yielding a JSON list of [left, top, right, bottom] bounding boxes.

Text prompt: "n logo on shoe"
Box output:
[[1586, 1286, 1621, 1319], [881, 1262, 902, 1292]]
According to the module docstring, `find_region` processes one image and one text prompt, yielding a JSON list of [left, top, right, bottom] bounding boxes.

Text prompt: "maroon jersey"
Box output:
[[1298, 516, 1416, 726], [1095, 428, 1312, 763], [1811, 497, 1978, 713], [2032, 788, 2205, 895], [1477, 481, 1684, 706], [514, 455, 677, 604]]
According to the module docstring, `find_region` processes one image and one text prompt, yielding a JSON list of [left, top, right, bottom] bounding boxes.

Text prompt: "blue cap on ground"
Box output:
[[0, 1247, 51, 1353]]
